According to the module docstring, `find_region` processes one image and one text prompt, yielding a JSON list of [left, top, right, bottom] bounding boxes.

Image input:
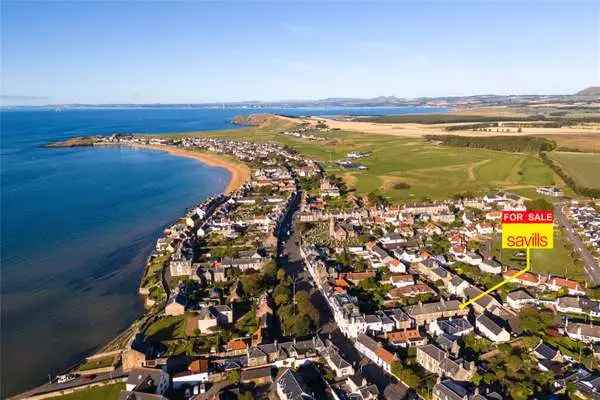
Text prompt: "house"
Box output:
[[428, 317, 474, 337], [195, 305, 232, 334], [478, 259, 502, 274], [172, 359, 210, 389], [341, 271, 376, 285], [247, 347, 268, 367], [221, 256, 266, 271], [123, 367, 170, 397], [240, 366, 273, 385], [403, 300, 467, 326], [170, 259, 193, 277], [389, 274, 414, 288], [566, 322, 600, 343], [416, 344, 475, 381], [533, 341, 563, 363], [276, 368, 314, 400], [547, 277, 586, 295], [506, 290, 536, 310], [537, 186, 563, 197], [557, 297, 600, 317], [386, 329, 427, 347], [432, 379, 501, 400], [325, 347, 355, 378], [355, 334, 397, 373], [227, 339, 248, 355], [503, 269, 544, 287], [386, 308, 413, 330], [388, 284, 435, 300], [320, 179, 341, 198], [476, 314, 510, 343]]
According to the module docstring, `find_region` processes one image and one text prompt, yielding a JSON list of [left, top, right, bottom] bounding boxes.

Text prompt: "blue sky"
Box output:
[[1, 1, 598, 104]]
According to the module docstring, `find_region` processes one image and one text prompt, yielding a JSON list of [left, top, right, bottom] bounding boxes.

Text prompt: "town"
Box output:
[[19, 134, 600, 400]]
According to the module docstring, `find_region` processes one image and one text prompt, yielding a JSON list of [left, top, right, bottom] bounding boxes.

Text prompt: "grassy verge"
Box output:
[[50, 383, 124, 400], [77, 355, 116, 372]]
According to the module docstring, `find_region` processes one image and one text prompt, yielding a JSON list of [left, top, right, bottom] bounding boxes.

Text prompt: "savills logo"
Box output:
[[501, 210, 554, 250]]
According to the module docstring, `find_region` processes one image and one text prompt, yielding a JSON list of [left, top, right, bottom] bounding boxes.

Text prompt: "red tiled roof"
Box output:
[[387, 329, 422, 343], [550, 277, 582, 290], [375, 347, 396, 364], [227, 339, 248, 352], [503, 269, 541, 284]]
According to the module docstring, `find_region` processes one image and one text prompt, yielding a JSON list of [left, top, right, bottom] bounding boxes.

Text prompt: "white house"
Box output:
[[476, 314, 510, 343]]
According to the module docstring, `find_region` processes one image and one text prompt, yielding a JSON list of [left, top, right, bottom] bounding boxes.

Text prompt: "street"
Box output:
[[555, 204, 600, 286], [276, 190, 406, 396]]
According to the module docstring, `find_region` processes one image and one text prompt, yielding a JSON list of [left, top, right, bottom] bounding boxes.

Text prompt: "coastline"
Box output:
[[103, 143, 250, 194]]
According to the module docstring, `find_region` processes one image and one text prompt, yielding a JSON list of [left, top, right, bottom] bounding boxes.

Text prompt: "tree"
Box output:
[[518, 307, 554, 335], [227, 369, 240, 384], [510, 382, 533, 400], [273, 284, 292, 306], [238, 392, 253, 400], [240, 273, 263, 298]]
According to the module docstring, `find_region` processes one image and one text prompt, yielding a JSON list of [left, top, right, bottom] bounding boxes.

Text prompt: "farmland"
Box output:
[[193, 121, 560, 202], [548, 152, 600, 190]]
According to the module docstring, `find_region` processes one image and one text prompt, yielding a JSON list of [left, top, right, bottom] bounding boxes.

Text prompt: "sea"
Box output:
[[0, 106, 443, 396]]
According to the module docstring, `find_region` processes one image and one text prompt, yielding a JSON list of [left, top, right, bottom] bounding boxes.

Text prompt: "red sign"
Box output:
[[501, 210, 553, 224]]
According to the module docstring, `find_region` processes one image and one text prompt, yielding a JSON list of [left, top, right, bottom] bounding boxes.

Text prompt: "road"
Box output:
[[9, 370, 127, 400], [555, 204, 600, 286], [276, 190, 407, 397]]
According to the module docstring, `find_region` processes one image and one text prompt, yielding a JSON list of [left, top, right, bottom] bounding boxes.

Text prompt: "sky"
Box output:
[[1, 1, 599, 104]]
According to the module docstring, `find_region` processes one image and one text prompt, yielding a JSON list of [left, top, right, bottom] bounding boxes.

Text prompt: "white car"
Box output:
[[57, 374, 78, 384]]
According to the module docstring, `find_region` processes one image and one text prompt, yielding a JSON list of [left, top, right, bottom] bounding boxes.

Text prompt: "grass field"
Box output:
[[195, 123, 560, 201], [77, 355, 116, 372], [51, 383, 124, 400], [549, 152, 600, 190], [144, 315, 186, 342], [492, 229, 585, 281]]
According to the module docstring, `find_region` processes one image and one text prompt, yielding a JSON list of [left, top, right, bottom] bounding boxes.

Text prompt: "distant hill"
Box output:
[[576, 86, 600, 96]]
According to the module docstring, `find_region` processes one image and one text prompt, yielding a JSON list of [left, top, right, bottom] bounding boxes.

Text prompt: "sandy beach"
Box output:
[[125, 143, 250, 193]]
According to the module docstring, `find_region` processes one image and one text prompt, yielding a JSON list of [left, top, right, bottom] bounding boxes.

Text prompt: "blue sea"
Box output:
[[0, 106, 442, 395]]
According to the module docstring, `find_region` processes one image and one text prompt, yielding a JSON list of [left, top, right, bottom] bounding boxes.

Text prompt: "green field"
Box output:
[[194, 123, 559, 202], [77, 355, 116, 372], [492, 229, 585, 281], [144, 315, 186, 342], [51, 383, 124, 400], [549, 152, 600, 189]]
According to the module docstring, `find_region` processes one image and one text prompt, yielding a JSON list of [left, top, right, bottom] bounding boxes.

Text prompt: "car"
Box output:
[[57, 374, 78, 384]]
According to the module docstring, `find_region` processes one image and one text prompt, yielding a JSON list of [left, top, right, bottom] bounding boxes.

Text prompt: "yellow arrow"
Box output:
[[459, 247, 531, 310]]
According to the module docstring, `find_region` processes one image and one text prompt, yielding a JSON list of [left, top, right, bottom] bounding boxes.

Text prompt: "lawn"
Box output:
[[77, 355, 116, 372], [51, 383, 124, 400], [491, 228, 585, 281], [549, 151, 600, 189], [144, 315, 186, 342], [198, 124, 559, 201]]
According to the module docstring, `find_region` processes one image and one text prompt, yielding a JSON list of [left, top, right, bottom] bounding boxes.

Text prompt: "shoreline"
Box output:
[[101, 143, 250, 194], [13, 140, 250, 398]]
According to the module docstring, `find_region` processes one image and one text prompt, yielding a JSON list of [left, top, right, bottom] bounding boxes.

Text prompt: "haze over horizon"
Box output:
[[1, 1, 598, 105]]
